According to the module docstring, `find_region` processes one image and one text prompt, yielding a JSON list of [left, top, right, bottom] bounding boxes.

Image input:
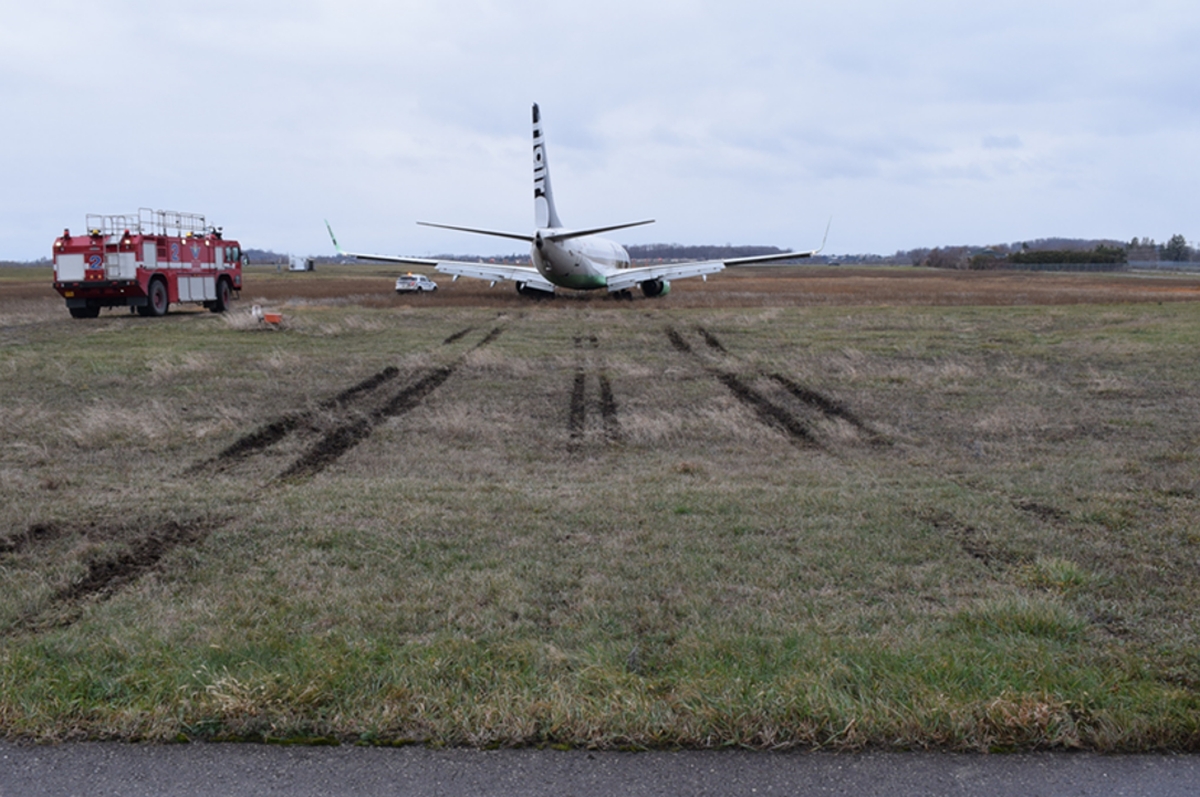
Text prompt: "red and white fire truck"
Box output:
[[53, 208, 245, 318]]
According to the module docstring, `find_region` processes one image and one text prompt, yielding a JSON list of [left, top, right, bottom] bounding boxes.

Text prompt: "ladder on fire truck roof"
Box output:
[[85, 208, 210, 238]]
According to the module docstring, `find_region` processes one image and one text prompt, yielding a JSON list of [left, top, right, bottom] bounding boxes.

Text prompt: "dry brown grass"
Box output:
[[2, 267, 1200, 749]]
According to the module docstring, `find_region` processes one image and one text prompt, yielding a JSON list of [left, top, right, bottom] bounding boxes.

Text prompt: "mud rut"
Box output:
[[567, 324, 884, 451], [919, 501, 1138, 639], [3, 327, 503, 636], [2, 320, 1104, 651], [569, 334, 620, 448], [1, 517, 222, 635], [5, 323, 895, 634], [664, 326, 1125, 639], [673, 329, 1150, 645], [665, 326, 887, 449], [194, 326, 503, 482]]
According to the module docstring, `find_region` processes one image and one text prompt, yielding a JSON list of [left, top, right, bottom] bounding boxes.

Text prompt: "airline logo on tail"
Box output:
[[532, 103, 561, 229]]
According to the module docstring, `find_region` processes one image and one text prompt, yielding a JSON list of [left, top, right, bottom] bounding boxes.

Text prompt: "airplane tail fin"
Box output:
[[532, 103, 563, 229]]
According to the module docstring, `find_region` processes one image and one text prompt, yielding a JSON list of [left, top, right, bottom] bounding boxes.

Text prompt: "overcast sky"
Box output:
[[2, 0, 1197, 260]]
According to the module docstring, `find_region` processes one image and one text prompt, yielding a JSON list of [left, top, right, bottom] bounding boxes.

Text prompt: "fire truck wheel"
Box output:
[[147, 279, 169, 317], [68, 305, 100, 319], [210, 278, 232, 313]]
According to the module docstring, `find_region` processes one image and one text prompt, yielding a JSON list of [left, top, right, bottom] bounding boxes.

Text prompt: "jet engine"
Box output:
[[640, 278, 670, 298]]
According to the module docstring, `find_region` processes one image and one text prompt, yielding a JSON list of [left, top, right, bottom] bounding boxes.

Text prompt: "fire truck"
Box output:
[[53, 208, 245, 318]]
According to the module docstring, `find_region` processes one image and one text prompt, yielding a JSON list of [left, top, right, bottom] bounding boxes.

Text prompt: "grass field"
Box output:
[[2, 266, 1200, 749]]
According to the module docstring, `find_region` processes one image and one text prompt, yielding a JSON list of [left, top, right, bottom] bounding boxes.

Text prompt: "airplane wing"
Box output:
[[326, 220, 553, 290], [340, 251, 440, 266], [604, 246, 823, 293], [435, 261, 554, 291], [338, 249, 553, 292], [604, 260, 726, 292]]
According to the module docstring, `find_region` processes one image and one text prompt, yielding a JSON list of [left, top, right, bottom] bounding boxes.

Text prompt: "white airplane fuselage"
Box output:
[[531, 233, 631, 291]]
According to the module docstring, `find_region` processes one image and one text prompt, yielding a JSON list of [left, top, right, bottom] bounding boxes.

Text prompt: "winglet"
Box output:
[[325, 220, 344, 255]]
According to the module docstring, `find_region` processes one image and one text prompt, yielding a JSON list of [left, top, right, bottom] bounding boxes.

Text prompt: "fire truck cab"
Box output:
[[53, 208, 244, 318]]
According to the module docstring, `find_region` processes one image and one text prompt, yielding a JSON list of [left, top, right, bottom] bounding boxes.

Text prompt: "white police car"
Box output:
[[395, 273, 438, 293]]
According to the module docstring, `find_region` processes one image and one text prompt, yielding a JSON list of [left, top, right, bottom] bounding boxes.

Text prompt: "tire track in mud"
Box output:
[[924, 510, 1023, 570], [0, 522, 65, 555], [569, 355, 587, 441], [277, 327, 503, 481], [1013, 498, 1070, 525], [598, 371, 619, 441], [187, 326, 495, 481], [714, 371, 818, 445], [569, 334, 620, 447], [280, 365, 457, 480], [5, 325, 502, 635], [697, 326, 727, 353], [193, 365, 403, 472], [3, 516, 222, 636], [55, 521, 210, 604], [668, 326, 886, 449], [922, 506, 1134, 638], [668, 327, 817, 447], [665, 327, 693, 355], [442, 326, 474, 344], [768, 373, 887, 444]]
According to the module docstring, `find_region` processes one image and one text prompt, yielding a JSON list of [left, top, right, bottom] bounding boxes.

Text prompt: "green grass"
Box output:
[[2, 298, 1200, 749]]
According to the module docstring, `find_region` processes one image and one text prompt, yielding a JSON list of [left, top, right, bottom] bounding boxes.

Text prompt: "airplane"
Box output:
[[327, 103, 827, 298]]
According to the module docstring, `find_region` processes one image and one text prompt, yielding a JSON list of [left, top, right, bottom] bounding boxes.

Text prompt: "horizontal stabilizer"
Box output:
[[544, 219, 655, 242], [416, 221, 534, 243]]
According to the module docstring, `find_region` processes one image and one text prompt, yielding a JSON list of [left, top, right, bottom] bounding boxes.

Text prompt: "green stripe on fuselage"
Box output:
[[551, 272, 608, 290]]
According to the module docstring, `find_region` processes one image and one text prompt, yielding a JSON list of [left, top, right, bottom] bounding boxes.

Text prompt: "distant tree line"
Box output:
[[0, 258, 51, 267], [907, 235, 1195, 270], [1150, 234, 1192, 262], [1006, 245, 1126, 265]]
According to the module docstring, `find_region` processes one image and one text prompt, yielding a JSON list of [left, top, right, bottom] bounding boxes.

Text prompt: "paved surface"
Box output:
[[1, 743, 1198, 796]]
